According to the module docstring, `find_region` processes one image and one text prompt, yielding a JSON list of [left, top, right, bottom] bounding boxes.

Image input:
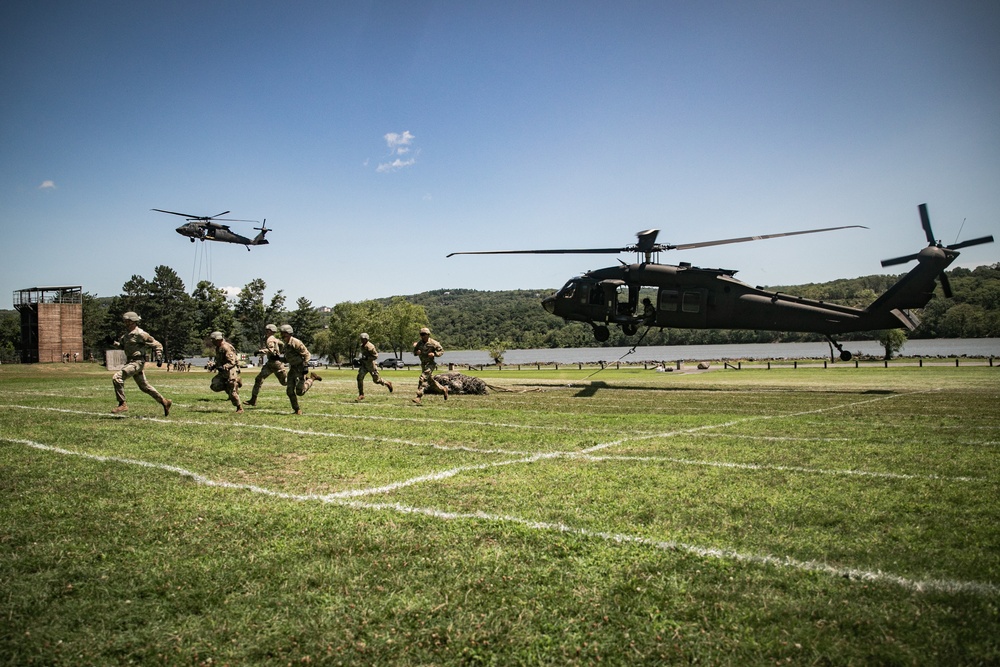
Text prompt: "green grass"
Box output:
[[1, 362, 999, 665]]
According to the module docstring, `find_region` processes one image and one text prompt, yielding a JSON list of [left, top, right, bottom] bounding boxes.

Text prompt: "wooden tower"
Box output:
[[13, 286, 83, 363]]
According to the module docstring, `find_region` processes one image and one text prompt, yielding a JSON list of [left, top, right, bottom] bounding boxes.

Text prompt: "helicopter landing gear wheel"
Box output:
[[622, 323, 638, 336], [826, 335, 852, 362], [593, 325, 610, 342]]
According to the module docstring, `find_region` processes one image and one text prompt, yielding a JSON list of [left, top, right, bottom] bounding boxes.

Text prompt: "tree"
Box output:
[[486, 338, 510, 365], [191, 280, 237, 343], [288, 297, 322, 346], [81, 292, 108, 360], [877, 329, 907, 360], [0, 311, 19, 363], [233, 279, 285, 351], [383, 297, 428, 358], [148, 266, 195, 360]]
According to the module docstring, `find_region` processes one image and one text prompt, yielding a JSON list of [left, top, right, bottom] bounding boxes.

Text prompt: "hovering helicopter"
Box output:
[[448, 204, 993, 361], [152, 209, 271, 250]]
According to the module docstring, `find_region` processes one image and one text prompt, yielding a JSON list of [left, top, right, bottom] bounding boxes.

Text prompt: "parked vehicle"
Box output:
[[378, 357, 406, 369]]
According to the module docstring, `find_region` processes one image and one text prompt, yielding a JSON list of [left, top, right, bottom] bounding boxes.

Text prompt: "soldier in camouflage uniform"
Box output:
[[412, 327, 447, 404], [207, 331, 243, 414], [279, 324, 321, 415], [356, 332, 393, 401], [111, 311, 172, 416], [246, 323, 287, 407]]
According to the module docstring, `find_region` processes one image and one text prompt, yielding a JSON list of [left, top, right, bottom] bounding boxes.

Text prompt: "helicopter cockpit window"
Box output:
[[658, 290, 679, 312], [559, 281, 576, 300]]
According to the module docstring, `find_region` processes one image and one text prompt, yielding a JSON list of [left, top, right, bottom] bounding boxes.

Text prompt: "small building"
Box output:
[[13, 286, 83, 363]]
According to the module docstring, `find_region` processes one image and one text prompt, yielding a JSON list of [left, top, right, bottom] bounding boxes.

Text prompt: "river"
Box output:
[[438, 338, 1000, 366]]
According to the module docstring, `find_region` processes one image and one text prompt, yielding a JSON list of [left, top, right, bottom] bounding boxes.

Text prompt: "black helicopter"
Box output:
[[152, 209, 271, 250], [449, 204, 993, 361]]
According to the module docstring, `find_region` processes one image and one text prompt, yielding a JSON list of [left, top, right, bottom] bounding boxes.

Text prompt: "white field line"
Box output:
[[579, 389, 933, 454], [2, 401, 988, 483], [4, 436, 998, 598]]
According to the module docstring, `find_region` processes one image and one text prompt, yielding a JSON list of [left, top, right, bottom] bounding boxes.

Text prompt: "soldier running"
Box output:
[[111, 311, 172, 416], [412, 327, 447, 404], [207, 331, 243, 414], [356, 332, 393, 401], [279, 324, 321, 415], [246, 323, 287, 407]]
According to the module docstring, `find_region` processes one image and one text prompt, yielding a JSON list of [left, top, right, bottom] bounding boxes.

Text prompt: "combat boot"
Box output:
[[235, 407, 244, 415], [293, 409, 302, 415], [356, 395, 365, 401], [442, 386, 449, 401], [385, 380, 393, 393], [309, 372, 323, 382], [245, 397, 257, 407], [412, 397, 422, 404], [161, 398, 172, 417], [111, 403, 128, 414]]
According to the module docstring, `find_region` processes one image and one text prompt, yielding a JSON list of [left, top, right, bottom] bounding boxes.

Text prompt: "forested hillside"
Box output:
[[407, 264, 1000, 349], [3, 264, 997, 362]]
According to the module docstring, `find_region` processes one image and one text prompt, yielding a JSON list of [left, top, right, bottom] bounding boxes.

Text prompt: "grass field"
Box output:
[[2, 362, 998, 665]]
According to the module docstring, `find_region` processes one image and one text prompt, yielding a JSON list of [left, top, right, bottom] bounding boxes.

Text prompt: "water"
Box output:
[[440, 338, 1000, 366]]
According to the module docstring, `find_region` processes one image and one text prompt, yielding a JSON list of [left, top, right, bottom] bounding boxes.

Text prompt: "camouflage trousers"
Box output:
[[252, 359, 287, 400], [112, 360, 165, 405], [210, 368, 242, 408], [286, 365, 315, 411], [416, 361, 445, 398], [357, 359, 388, 394]]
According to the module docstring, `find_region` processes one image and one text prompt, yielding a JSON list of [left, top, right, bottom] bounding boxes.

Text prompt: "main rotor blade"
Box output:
[[212, 218, 260, 223], [949, 234, 994, 250], [447, 248, 627, 258], [212, 211, 231, 218], [669, 225, 868, 251], [152, 208, 205, 219]]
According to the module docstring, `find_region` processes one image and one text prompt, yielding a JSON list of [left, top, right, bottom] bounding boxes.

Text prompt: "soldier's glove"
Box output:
[[155, 352, 163, 367], [206, 361, 216, 371]]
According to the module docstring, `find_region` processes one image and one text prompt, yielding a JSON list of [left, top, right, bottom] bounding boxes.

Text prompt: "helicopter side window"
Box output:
[[658, 290, 679, 312], [589, 284, 605, 305], [682, 291, 702, 313]]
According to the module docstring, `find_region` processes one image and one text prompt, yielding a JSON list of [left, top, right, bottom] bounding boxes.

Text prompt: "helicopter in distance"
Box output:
[[152, 209, 271, 250], [448, 204, 993, 361]]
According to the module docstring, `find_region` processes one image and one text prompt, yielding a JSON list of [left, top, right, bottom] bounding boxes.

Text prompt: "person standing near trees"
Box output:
[[279, 324, 321, 415], [246, 323, 286, 407], [356, 332, 393, 401], [111, 311, 171, 416], [207, 331, 243, 414], [412, 327, 447, 404]]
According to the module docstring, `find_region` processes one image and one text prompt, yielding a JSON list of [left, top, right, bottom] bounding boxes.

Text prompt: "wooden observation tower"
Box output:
[[13, 286, 83, 363]]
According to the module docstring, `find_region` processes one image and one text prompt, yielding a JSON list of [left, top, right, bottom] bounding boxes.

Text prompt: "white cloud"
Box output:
[[384, 131, 414, 153], [38, 180, 56, 190], [376, 158, 416, 173], [376, 131, 418, 172]]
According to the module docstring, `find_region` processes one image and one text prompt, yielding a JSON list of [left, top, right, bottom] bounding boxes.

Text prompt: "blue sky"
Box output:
[[2, 1, 998, 309]]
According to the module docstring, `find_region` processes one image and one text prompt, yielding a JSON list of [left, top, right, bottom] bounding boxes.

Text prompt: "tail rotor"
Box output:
[[880, 203, 994, 297]]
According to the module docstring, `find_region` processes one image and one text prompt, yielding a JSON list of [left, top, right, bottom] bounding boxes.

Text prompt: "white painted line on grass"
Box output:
[[3, 402, 987, 483], [5, 436, 997, 598]]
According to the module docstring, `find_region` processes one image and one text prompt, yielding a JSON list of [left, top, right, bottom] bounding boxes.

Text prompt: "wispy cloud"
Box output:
[[38, 180, 56, 190], [377, 131, 418, 172]]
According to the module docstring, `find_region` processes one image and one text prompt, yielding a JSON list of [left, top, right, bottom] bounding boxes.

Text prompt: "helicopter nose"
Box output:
[[542, 296, 555, 314]]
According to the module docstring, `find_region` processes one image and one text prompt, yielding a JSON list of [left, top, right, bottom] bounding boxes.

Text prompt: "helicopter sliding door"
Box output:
[[656, 288, 708, 328]]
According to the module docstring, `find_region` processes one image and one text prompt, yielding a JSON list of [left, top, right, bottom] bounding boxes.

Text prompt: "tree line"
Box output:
[[1, 263, 997, 364]]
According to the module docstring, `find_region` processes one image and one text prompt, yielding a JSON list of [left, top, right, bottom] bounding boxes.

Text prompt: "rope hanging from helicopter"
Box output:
[[190, 237, 212, 290], [583, 324, 654, 380]]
